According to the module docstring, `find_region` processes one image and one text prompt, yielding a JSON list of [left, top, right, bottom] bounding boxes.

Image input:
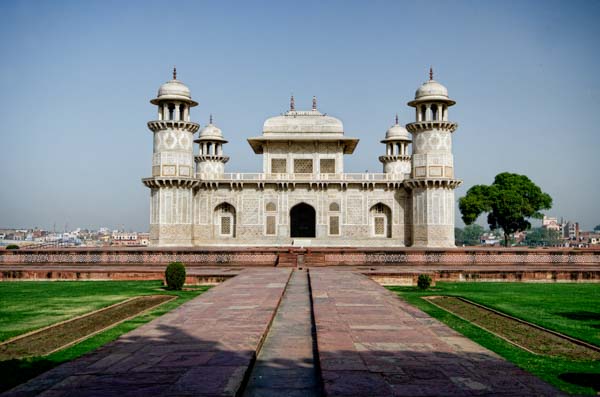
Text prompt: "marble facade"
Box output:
[[143, 68, 461, 247]]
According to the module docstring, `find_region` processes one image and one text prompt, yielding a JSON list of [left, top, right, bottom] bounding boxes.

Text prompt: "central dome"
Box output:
[[263, 110, 344, 134]]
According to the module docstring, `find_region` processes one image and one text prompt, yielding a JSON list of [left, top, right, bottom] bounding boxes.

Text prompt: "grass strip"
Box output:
[[0, 295, 174, 360], [425, 296, 600, 361]]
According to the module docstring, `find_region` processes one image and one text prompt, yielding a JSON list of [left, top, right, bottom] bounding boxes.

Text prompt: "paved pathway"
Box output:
[[3, 268, 291, 397], [3, 267, 564, 396], [310, 269, 563, 396], [244, 269, 321, 397]]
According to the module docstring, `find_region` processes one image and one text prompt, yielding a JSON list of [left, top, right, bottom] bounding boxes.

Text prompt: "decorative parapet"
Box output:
[[195, 172, 407, 182], [191, 172, 413, 191], [320, 250, 600, 265], [406, 121, 457, 133], [0, 249, 279, 265], [147, 120, 200, 133]]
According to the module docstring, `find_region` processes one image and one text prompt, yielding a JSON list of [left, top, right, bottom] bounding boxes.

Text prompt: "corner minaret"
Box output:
[[142, 68, 200, 246], [379, 115, 411, 179], [195, 115, 229, 178], [405, 69, 461, 247]]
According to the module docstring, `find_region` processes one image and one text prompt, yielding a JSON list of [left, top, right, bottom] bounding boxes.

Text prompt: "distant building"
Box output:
[[480, 232, 501, 246], [542, 216, 561, 232], [564, 221, 580, 240], [111, 231, 149, 247]]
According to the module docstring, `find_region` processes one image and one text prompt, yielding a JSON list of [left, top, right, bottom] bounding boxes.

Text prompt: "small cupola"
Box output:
[[150, 67, 198, 122], [408, 68, 455, 122], [379, 115, 412, 178], [194, 115, 229, 178]]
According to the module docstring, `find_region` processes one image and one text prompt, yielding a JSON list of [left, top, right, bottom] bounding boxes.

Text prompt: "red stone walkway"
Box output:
[[2, 268, 291, 397], [310, 269, 563, 396], [3, 268, 564, 396]]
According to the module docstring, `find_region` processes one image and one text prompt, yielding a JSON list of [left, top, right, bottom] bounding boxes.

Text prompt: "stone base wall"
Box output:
[[1, 247, 598, 266], [370, 270, 600, 286], [0, 269, 233, 285]]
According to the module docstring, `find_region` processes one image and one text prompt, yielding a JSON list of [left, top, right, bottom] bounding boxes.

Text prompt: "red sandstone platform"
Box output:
[[2, 246, 598, 284], [2, 268, 564, 396], [1, 263, 599, 285]]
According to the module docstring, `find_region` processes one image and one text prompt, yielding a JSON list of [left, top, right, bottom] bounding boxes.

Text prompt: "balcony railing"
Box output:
[[195, 173, 409, 182]]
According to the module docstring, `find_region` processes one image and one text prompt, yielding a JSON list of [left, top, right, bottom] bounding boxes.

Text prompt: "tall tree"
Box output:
[[459, 173, 552, 247], [594, 225, 600, 232]]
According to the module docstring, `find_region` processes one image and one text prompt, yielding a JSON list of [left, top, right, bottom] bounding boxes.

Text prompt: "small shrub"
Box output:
[[417, 274, 432, 290], [5, 244, 19, 250], [165, 261, 186, 290]]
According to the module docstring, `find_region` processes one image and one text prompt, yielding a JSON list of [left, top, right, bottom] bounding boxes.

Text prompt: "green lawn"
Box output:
[[0, 280, 209, 392], [388, 282, 600, 395]]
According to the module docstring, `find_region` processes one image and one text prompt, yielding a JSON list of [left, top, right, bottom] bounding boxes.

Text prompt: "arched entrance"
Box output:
[[290, 203, 316, 238]]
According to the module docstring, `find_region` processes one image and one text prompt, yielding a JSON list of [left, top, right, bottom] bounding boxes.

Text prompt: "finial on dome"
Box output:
[[395, 114, 399, 125], [209, 114, 213, 124], [312, 96, 317, 111], [290, 95, 295, 111], [429, 67, 433, 81], [173, 66, 177, 80]]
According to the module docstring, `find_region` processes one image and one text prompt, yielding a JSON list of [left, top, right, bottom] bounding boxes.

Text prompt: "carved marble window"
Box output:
[[271, 159, 286, 173], [266, 202, 277, 212], [294, 159, 313, 174], [221, 217, 231, 235], [320, 159, 335, 174], [215, 203, 235, 237], [329, 202, 340, 212], [374, 217, 385, 235], [370, 203, 391, 238]]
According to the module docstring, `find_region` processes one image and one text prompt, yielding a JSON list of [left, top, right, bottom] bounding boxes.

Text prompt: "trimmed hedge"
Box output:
[[5, 244, 19, 250], [417, 274, 432, 290], [165, 262, 186, 290]]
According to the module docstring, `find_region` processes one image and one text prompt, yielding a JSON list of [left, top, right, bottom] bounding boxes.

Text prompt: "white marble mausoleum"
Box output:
[[143, 68, 461, 247]]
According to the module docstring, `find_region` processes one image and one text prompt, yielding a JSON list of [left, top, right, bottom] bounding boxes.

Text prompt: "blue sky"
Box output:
[[0, 0, 598, 231]]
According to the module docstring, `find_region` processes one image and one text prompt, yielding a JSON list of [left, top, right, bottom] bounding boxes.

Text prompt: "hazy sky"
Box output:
[[0, 0, 598, 232]]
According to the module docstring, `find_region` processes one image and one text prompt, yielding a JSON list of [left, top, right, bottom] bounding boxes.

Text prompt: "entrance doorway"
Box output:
[[290, 203, 316, 238]]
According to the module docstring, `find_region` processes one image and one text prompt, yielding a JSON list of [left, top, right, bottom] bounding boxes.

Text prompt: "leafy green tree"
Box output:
[[594, 224, 600, 232], [525, 227, 561, 247], [459, 173, 552, 247], [455, 224, 485, 246]]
